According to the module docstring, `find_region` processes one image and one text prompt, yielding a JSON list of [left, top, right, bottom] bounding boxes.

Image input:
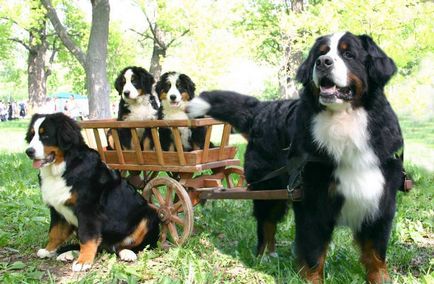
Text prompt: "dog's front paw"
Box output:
[[37, 248, 56, 258], [118, 249, 137, 262], [72, 260, 92, 272], [57, 250, 78, 262]]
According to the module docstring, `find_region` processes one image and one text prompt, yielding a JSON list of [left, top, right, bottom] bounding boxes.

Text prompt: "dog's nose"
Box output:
[[123, 90, 130, 97], [25, 147, 35, 159], [316, 55, 334, 71], [169, 95, 177, 101]]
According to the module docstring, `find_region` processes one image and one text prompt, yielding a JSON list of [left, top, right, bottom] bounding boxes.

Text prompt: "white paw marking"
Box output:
[[186, 97, 210, 118], [118, 249, 137, 262], [56, 250, 78, 262], [269, 252, 279, 258], [72, 260, 92, 272], [37, 248, 56, 258]]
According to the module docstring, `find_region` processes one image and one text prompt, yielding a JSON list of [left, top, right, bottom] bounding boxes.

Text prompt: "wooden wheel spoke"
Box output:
[[168, 222, 180, 244], [171, 215, 185, 226], [149, 203, 159, 211], [152, 187, 165, 205], [172, 201, 183, 213], [165, 185, 174, 206], [160, 224, 168, 243], [226, 175, 234, 188]]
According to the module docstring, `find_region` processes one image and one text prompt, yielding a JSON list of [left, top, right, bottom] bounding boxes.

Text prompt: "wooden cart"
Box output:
[[79, 118, 291, 246]]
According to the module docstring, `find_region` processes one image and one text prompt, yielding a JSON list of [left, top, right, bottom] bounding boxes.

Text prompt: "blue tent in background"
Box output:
[[50, 92, 87, 100]]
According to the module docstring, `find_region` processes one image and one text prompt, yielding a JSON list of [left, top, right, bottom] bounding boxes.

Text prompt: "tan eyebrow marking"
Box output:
[[339, 42, 348, 50], [319, 44, 330, 54]]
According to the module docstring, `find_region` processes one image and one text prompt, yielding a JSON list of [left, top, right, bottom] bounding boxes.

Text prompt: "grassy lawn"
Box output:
[[0, 117, 432, 283]]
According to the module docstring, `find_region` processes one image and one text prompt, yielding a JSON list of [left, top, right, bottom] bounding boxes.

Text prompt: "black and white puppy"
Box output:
[[155, 71, 207, 151], [25, 113, 159, 272], [113, 66, 162, 150], [187, 32, 404, 283]]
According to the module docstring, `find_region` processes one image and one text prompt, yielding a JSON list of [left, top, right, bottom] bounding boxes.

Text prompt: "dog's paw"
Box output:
[[37, 248, 56, 258], [72, 260, 92, 272], [118, 249, 137, 262], [56, 250, 78, 262], [269, 252, 279, 258]]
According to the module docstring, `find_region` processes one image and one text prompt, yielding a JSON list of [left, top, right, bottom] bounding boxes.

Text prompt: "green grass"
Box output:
[[0, 117, 432, 283]]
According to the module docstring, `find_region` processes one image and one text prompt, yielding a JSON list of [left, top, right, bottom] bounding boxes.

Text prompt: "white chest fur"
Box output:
[[312, 108, 384, 231], [40, 163, 78, 227], [124, 97, 158, 138], [164, 109, 192, 150]]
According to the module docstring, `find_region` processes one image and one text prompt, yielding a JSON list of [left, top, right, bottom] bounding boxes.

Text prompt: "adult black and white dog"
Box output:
[[113, 66, 161, 150], [187, 32, 404, 283], [25, 113, 160, 272], [155, 71, 207, 151]]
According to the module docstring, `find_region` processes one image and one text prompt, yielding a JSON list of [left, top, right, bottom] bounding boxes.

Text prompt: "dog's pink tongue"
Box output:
[[320, 85, 336, 94], [32, 160, 43, 169]]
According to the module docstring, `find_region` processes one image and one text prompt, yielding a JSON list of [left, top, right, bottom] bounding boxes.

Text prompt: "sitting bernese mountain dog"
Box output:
[[187, 32, 404, 283], [155, 71, 208, 151], [113, 66, 161, 149], [111, 66, 162, 187], [25, 113, 159, 272]]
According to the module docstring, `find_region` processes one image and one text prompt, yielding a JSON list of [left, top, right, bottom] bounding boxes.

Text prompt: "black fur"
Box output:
[[25, 113, 159, 263], [188, 32, 404, 282]]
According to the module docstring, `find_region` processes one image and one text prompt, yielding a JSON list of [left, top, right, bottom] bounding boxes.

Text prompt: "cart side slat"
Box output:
[[92, 128, 106, 163], [171, 127, 187, 166], [151, 128, 165, 165], [111, 129, 125, 164], [130, 128, 145, 164], [201, 126, 212, 163], [219, 124, 231, 160]]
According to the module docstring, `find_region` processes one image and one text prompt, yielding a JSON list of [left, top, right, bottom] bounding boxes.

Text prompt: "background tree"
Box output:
[[134, 0, 190, 79], [41, 0, 111, 119], [0, 1, 58, 110]]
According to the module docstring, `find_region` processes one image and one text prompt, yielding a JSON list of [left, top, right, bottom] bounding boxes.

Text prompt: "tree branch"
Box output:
[[40, 0, 86, 67], [142, 10, 166, 48], [166, 29, 190, 48], [8, 38, 31, 52]]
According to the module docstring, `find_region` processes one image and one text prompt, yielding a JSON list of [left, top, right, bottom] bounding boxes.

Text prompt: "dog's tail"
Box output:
[[186, 90, 260, 134]]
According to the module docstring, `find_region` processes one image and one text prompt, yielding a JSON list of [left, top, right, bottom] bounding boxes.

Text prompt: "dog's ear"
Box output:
[[155, 74, 165, 95], [55, 113, 84, 151], [296, 38, 324, 86], [139, 68, 155, 94], [114, 69, 126, 95], [359, 34, 397, 86], [25, 113, 43, 143], [179, 74, 196, 97]]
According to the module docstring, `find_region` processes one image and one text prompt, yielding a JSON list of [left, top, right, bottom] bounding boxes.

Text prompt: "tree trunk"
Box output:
[[149, 43, 165, 80], [42, 0, 111, 119], [149, 26, 166, 80], [278, 0, 307, 99], [27, 28, 48, 111], [86, 0, 110, 119]]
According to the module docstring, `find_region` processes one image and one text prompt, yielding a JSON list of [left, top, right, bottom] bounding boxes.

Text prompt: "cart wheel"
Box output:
[[143, 177, 194, 246], [223, 166, 246, 188]]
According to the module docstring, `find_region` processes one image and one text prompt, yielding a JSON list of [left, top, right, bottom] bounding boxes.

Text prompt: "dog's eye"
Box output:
[[343, 51, 354, 59], [41, 135, 49, 140]]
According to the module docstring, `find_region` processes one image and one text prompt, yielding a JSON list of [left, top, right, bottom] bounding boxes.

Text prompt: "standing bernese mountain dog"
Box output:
[[187, 32, 404, 283], [155, 71, 207, 151], [25, 113, 159, 272]]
